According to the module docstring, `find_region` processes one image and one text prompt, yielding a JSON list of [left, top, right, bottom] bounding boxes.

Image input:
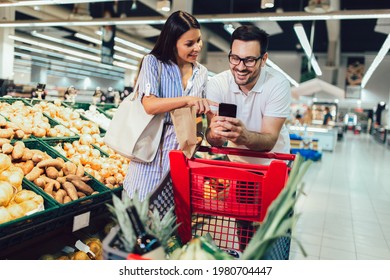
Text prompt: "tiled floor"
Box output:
[[289, 131, 390, 260]]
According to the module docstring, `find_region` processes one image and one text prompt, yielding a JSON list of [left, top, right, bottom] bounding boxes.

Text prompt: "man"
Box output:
[[323, 106, 332, 125], [206, 25, 291, 165], [205, 25, 292, 251]]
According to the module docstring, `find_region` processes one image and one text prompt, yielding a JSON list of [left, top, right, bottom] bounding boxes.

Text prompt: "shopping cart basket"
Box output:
[[169, 146, 295, 259]]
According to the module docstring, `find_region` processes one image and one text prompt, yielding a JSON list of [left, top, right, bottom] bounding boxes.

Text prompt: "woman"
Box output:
[[123, 10, 216, 200]]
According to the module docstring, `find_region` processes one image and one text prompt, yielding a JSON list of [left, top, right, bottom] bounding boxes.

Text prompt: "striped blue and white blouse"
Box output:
[[123, 54, 208, 201]]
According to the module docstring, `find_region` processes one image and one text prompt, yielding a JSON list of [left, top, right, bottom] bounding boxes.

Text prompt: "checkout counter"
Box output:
[[289, 124, 338, 152]]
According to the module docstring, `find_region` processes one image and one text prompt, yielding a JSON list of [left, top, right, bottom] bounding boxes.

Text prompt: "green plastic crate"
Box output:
[[63, 101, 112, 120], [22, 139, 112, 216], [0, 180, 59, 240], [39, 137, 123, 196]]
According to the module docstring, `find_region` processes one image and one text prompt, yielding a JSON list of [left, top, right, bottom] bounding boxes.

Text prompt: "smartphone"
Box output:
[[219, 103, 237, 118]]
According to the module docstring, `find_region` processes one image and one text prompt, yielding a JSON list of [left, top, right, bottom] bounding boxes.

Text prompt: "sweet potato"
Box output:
[[77, 191, 86, 198], [71, 179, 94, 195], [42, 176, 61, 191], [33, 177, 46, 189], [56, 176, 66, 184], [25, 166, 44, 181], [37, 158, 64, 170], [62, 182, 78, 201], [54, 189, 67, 204], [21, 148, 33, 161], [15, 160, 35, 175], [65, 174, 91, 182], [75, 164, 85, 177], [46, 166, 59, 179], [63, 161, 77, 176], [63, 196, 72, 204], [44, 182, 54, 196]]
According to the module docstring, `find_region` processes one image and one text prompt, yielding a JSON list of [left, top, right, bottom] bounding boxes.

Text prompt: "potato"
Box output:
[[25, 166, 44, 181], [46, 166, 59, 179], [13, 189, 37, 203], [0, 206, 12, 224], [7, 203, 25, 219]]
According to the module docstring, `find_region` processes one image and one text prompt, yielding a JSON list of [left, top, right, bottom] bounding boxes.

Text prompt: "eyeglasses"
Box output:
[[228, 52, 263, 67]]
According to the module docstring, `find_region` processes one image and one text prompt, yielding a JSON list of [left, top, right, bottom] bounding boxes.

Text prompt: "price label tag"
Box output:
[[72, 211, 91, 232]]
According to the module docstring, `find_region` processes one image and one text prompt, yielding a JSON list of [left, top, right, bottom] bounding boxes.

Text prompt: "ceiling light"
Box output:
[[0, 0, 115, 7], [361, 33, 390, 88], [1, 11, 390, 28], [223, 24, 235, 34], [266, 59, 299, 87], [75, 32, 102, 45], [156, 0, 170, 12], [293, 23, 322, 76], [261, 0, 274, 9]]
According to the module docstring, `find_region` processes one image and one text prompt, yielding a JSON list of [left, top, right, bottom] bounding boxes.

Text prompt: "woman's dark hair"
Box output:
[[230, 25, 269, 56], [151, 10, 200, 64]]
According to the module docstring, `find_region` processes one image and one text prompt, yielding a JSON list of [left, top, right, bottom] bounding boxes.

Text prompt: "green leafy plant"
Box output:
[[242, 154, 311, 260], [106, 191, 179, 254]]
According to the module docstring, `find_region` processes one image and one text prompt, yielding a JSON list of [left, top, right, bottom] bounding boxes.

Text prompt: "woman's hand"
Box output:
[[185, 96, 218, 114]]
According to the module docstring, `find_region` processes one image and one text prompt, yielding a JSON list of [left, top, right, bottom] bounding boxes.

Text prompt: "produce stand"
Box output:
[[0, 98, 126, 259]]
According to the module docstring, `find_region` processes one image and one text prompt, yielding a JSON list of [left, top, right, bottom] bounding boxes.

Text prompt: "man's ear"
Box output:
[[261, 52, 268, 67]]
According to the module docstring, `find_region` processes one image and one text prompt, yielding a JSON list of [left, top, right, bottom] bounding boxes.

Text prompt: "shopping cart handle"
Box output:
[[197, 146, 295, 161]]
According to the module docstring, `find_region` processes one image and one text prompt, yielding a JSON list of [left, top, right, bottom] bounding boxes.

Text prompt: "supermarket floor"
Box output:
[[289, 131, 390, 260]]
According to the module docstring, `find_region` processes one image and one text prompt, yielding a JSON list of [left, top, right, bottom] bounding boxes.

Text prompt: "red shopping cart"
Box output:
[[169, 146, 295, 257]]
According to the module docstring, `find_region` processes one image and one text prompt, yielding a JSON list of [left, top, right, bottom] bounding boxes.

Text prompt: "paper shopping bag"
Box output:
[[170, 107, 197, 158]]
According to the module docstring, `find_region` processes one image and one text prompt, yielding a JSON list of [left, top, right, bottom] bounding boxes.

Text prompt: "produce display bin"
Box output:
[[63, 101, 113, 120], [169, 146, 295, 260], [21, 139, 111, 216], [0, 98, 73, 140], [29, 99, 106, 135], [39, 137, 123, 196], [0, 180, 59, 248]]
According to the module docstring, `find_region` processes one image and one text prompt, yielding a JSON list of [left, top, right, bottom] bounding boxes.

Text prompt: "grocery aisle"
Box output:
[[289, 132, 390, 260]]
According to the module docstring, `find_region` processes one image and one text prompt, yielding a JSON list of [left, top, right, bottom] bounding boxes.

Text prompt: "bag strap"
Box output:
[[132, 59, 162, 100]]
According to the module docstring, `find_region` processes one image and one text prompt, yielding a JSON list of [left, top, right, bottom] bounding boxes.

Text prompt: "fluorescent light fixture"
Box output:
[[361, 33, 390, 88], [261, 0, 274, 9], [31, 31, 100, 54], [75, 32, 101, 45], [9, 34, 101, 62], [1, 11, 390, 27], [266, 58, 299, 87], [223, 24, 235, 34], [0, 0, 115, 7], [293, 23, 322, 76], [114, 37, 151, 53], [113, 61, 138, 71], [114, 45, 144, 58], [156, 0, 170, 12]]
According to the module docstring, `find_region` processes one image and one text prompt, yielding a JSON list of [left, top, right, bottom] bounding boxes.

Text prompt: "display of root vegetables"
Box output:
[[0, 101, 75, 139], [1, 140, 99, 204], [0, 152, 45, 224], [52, 135, 128, 189], [32, 100, 101, 137]]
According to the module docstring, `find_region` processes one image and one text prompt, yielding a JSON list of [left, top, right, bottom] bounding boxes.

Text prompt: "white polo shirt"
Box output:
[[206, 66, 291, 165]]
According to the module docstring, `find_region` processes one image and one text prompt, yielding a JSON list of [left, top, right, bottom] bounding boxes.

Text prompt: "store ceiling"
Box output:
[[11, 0, 390, 52], [5, 0, 390, 83]]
